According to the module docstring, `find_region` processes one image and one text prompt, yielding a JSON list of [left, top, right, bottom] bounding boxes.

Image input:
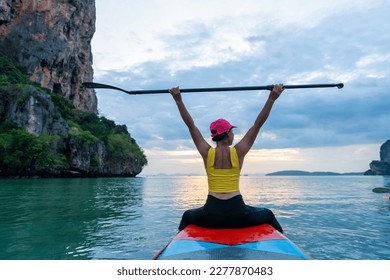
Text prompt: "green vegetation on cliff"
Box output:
[[0, 53, 30, 86], [0, 120, 68, 174], [0, 52, 147, 177]]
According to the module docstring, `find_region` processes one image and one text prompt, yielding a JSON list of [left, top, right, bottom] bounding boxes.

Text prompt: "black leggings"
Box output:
[[178, 195, 283, 233]]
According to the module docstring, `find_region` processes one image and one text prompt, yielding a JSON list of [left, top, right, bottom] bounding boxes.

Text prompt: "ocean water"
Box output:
[[0, 175, 389, 260]]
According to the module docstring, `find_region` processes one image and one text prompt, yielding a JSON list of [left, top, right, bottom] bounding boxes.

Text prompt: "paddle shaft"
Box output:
[[82, 82, 344, 95]]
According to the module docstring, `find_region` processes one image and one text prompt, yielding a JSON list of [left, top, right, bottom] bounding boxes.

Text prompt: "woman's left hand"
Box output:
[[269, 84, 284, 101]]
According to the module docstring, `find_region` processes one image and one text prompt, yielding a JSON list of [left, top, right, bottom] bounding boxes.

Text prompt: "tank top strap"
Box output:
[[207, 147, 216, 169], [230, 147, 239, 168]]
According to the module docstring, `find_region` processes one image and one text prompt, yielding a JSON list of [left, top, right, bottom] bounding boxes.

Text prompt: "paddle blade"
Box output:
[[83, 82, 117, 90]]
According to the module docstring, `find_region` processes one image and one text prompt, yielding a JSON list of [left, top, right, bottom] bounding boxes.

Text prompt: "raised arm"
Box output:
[[169, 87, 211, 160], [235, 84, 284, 161]]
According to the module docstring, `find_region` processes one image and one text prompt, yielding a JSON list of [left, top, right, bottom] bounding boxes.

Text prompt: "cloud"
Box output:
[[92, 0, 390, 173], [142, 143, 381, 175]]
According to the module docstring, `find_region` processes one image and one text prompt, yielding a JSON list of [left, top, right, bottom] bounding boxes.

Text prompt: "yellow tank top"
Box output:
[[206, 147, 240, 193]]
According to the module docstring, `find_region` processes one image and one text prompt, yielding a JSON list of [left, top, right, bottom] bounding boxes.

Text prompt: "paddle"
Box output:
[[372, 187, 390, 193], [82, 82, 344, 95]]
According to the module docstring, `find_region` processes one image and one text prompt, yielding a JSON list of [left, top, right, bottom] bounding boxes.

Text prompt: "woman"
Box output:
[[169, 84, 284, 232]]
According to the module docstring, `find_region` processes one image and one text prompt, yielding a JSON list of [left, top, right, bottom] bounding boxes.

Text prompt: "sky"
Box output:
[[91, 0, 390, 175]]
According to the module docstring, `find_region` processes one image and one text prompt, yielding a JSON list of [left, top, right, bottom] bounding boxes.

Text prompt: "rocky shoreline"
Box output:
[[365, 140, 390, 175]]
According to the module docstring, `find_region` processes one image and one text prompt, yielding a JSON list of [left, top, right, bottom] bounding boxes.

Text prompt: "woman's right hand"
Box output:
[[169, 86, 182, 102]]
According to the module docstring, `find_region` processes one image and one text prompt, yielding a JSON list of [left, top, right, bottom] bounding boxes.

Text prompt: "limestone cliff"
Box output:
[[366, 140, 390, 175], [0, 76, 147, 177], [0, 0, 97, 112], [0, 1, 148, 177]]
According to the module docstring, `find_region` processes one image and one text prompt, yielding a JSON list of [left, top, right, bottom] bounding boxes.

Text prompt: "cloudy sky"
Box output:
[[91, 0, 389, 175]]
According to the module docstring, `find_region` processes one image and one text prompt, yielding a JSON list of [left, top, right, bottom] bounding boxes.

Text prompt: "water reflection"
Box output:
[[77, 178, 145, 259], [1, 175, 389, 260], [0, 178, 144, 259], [383, 176, 390, 187], [240, 176, 306, 207], [138, 176, 209, 256]]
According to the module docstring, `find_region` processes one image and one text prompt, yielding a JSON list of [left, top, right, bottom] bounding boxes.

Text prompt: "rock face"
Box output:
[[0, 84, 145, 177], [0, 0, 97, 113], [0, 85, 69, 136], [367, 140, 390, 175]]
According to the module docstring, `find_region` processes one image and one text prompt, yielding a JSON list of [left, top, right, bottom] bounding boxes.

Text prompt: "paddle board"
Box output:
[[153, 224, 311, 260]]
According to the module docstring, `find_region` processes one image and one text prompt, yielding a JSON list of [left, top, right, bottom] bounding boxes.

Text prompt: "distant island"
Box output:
[[266, 170, 364, 176]]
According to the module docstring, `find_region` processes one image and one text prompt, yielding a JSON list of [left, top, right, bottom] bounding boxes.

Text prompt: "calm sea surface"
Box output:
[[0, 176, 389, 260]]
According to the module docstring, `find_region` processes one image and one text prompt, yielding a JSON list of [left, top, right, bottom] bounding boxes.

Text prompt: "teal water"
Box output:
[[0, 176, 389, 260]]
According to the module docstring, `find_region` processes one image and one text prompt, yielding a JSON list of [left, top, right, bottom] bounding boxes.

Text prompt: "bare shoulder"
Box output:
[[234, 140, 250, 158], [198, 141, 211, 159]]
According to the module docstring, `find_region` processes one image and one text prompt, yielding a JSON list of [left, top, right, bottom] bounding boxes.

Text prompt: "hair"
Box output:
[[211, 130, 229, 142]]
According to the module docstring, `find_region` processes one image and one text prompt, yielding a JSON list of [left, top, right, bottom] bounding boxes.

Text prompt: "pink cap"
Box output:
[[210, 118, 236, 138]]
